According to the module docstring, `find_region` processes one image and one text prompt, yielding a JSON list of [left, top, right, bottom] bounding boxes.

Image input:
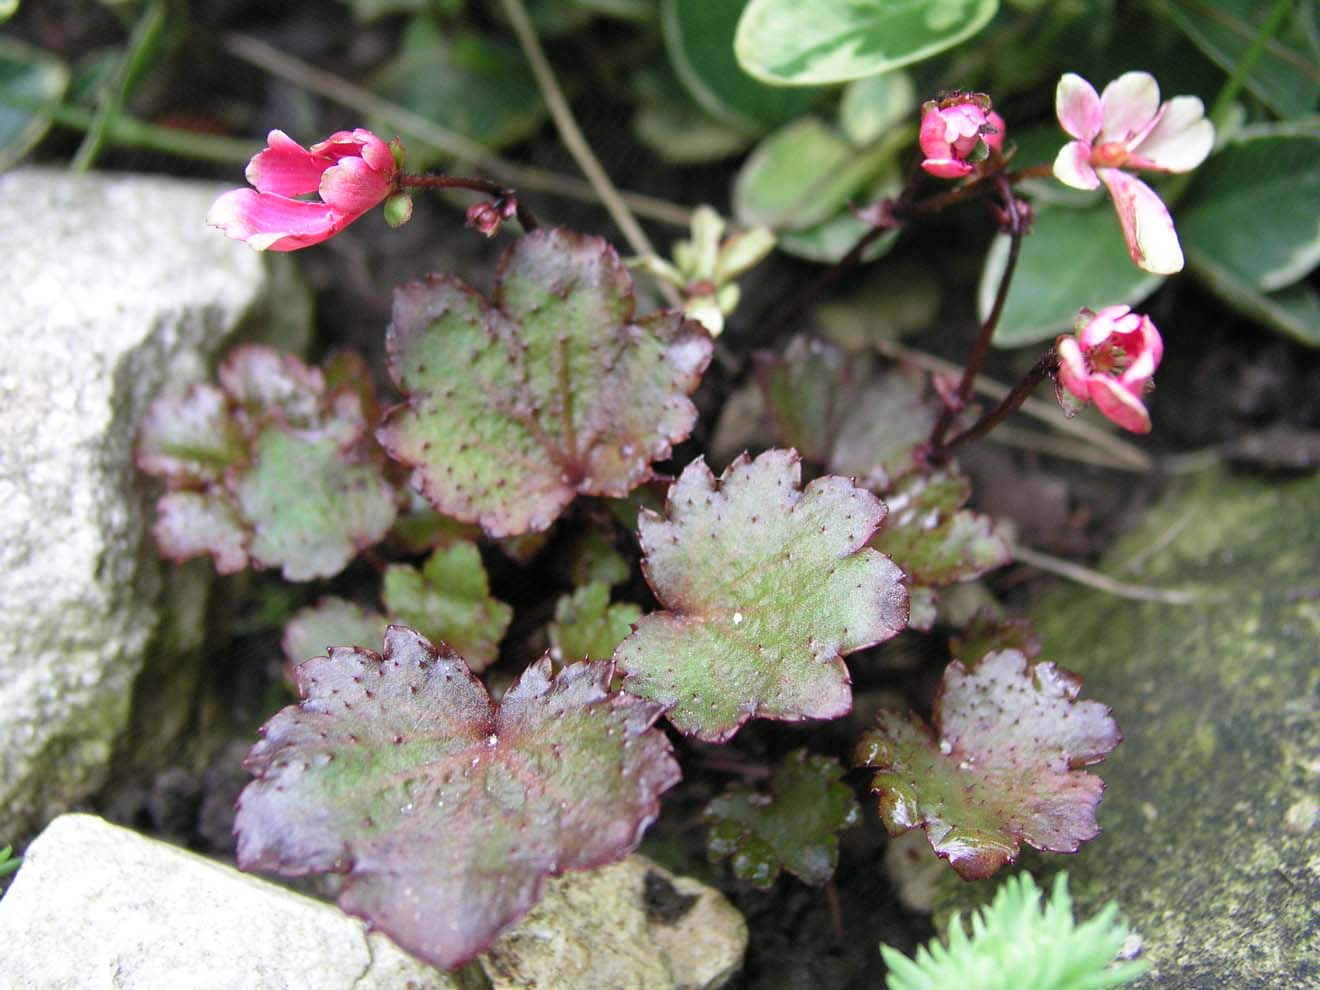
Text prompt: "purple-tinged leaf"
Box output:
[[218, 345, 326, 429], [235, 626, 680, 971], [136, 383, 244, 485], [870, 469, 1012, 629], [282, 597, 389, 672], [382, 541, 513, 672], [614, 449, 908, 742], [756, 336, 940, 491], [233, 419, 397, 582], [755, 336, 849, 465], [377, 228, 713, 537], [138, 344, 397, 580], [549, 581, 641, 664], [949, 611, 1042, 666], [703, 748, 860, 888], [152, 490, 249, 573], [856, 649, 1119, 880]]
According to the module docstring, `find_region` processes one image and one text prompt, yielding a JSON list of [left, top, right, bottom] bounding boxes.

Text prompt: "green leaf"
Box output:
[[1165, 0, 1320, 119], [136, 383, 243, 485], [856, 649, 1119, 880], [704, 748, 860, 887], [757, 337, 939, 490], [734, 0, 999, 86], [0, 844, 20, 878], [549, 581, 641, 663], [984, 204, 1164, 348], [882, 872, 1147, 990], [734, 116, 901, 230], [870, 470, 1011, 588], [565, 529, 632, 587], [282, 597, 389, 670], [139, 345, 398, 581], [377, 229, 712, 537], [0, 1, 18, 25], [151, 491, 249, 574], [632, 68, 754, 164], [663, 0, 822, 132], [838, 70, 916, 146], [0, 36, 69, 173], [614, 449, 908, 741], [1180, 128, 1320, 293], [382, 541, 513, 672], [235, 628, 680, 970], [369, 20, 545, 163], [235, 423, 397, 583], [1187, 247, 1320, 346], [777, 166, 902, 263]]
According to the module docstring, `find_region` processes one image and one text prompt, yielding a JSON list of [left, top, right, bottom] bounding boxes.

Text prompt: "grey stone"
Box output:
[[482, 854, 747, 990], [0, 168, 309, 840], [0, 814, 481, 990], [935, 469, 1320, 989]]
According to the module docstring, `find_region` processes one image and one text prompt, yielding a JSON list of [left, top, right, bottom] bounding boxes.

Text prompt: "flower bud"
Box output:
[[918, 93, 1005, 179]]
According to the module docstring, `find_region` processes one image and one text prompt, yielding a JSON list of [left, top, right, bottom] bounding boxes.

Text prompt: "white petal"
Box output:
[[1133, 96, 1214, 172], [1056, 73, 1101, 141], [1100, 169, 1184, 275], [1053, 141, 1101, 190], [1100, 72, 1160, 144]]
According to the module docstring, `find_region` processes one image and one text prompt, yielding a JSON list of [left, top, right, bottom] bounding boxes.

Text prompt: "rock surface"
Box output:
[[935, 468, 1320, 989], [0, 169, 308, 840], [0, 814, 746, 990], [482, 853, 747, 990], [0, 814, 483, 990]]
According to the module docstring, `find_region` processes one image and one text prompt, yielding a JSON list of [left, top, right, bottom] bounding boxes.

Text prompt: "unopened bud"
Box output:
[[466, 201, 503, 238], [383, 192, 413, 228]]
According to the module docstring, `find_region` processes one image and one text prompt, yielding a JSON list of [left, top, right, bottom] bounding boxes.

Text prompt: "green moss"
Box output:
[[935, 469, 1320, 988]]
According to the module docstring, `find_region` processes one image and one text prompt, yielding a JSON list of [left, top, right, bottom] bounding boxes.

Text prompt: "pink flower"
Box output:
[[1055, 305, 1163, 434], [1053, 72, 1213, 275], [207, 129, 398, 251], [919, 94, 1005, 179]]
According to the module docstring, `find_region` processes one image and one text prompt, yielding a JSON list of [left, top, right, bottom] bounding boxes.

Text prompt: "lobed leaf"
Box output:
[[235, 626, 680, 971], [137, 345, 398, 580], [856, 650, 1119, 880], [282, 597, 389, 671], [614, 449, 908, 741], [549, 581, 642, 663], [703, 748, 859, 887], [377, 229, 712, 537], [235, 421, 397, 582], [870, 470, 1011, 629], [758, 337, 939, 491], [382, 541, 513, 672]]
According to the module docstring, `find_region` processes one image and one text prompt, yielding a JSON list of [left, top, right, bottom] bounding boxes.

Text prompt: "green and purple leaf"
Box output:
[[235, 626, 680, 970], [870, 470, 1011, 629], [614, 449, 908, 742], [234, 420, 397, 582], [756, 336, 940, 491], [282, 597, 389, 671], [949, 611, 1042, 666], [856, 649, 1119, 881], [376, 229, 713, 537], [138, 345, 398, 581], [152, 490, 249, 573], [549, 581, 641, 663], [381, 541, 513, 672], [703, 748, 860, 888]]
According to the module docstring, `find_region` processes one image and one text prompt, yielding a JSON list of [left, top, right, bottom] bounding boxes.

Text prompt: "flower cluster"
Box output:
[[208, 129, 399, 251], [1053, 72, 1213, 274], [919, 93, 1005, 179], [1055, 305, 1163, 434]]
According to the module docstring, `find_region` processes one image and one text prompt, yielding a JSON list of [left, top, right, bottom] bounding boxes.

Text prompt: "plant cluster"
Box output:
[[101, 0, 1315, 980]]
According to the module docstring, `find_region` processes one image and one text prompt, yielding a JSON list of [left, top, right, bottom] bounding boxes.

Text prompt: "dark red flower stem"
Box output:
[[930, 348, 1059, 462], [927, 174, 1027, 449], [398, 172, 540, 232]]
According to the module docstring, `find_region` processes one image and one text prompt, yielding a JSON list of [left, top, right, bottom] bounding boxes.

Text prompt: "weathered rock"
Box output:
[[482, 854, 748, 990], [0, 814, 482, 990], [935, 469, 1320, 989], [0, 168, 309, 840]]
